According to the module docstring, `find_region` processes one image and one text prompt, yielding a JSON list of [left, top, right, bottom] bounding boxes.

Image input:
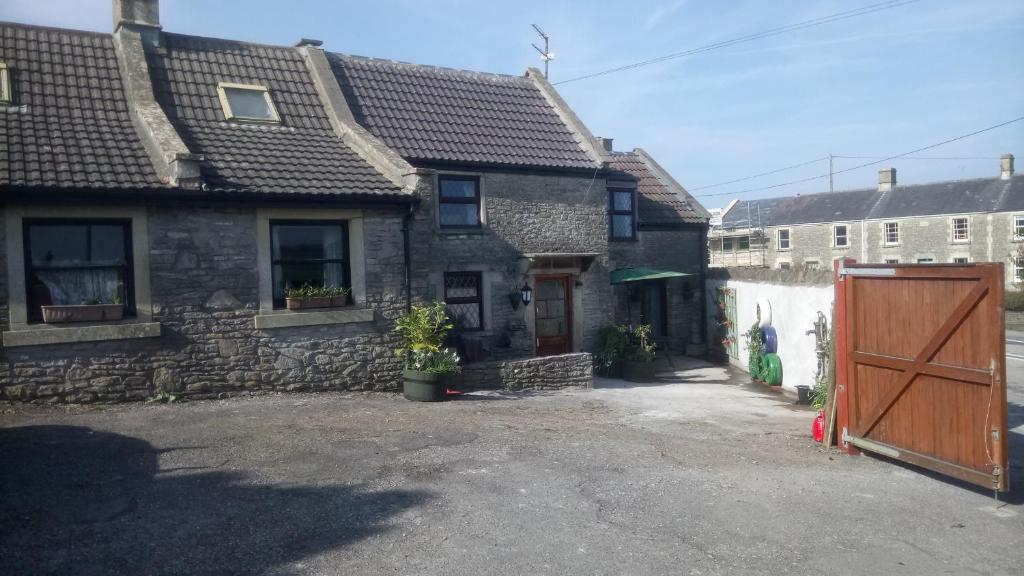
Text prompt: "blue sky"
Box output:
[[3, 0, 1023, 208]]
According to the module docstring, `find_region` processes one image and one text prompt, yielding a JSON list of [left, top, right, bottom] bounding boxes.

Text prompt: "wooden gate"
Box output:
[[834, 259, 1009, 492]]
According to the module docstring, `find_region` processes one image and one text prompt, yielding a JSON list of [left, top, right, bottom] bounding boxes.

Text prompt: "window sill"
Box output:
[[437, 227, 487, 236], [254, 307, 375, 329], [2, 321, 161, 348]]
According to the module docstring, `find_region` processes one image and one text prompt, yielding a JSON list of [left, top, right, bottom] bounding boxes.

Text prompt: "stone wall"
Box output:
[[407, 169, 613, 356], [446, 352, 593, 391], [0, 204, 409, 403], [609, 226, 706, 354]]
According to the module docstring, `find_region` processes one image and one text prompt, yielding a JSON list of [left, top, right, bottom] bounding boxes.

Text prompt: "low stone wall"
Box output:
[[447, 353, 593, 391]]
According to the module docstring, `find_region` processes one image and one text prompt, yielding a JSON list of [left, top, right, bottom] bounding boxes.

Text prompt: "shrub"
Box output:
[[593, 324, 629, 376], [1006, 290, 1024, 312], [625, 324, 656, 363], [394, 302, 460, 374]]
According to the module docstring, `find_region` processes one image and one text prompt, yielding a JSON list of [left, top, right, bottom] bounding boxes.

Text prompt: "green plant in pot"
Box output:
[[744, 319, 765, 381], [394, 301, 461, 402], [622, 324, 657, 383], [593, 324, 629, 377]]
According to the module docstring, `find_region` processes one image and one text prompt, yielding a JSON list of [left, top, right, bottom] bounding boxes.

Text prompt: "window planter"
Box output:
[[285, 296, 352, 310], [41, 304, 124, 324]]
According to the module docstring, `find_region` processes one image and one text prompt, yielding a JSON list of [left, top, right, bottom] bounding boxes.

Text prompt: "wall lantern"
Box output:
[[520, 282, 533, 306]]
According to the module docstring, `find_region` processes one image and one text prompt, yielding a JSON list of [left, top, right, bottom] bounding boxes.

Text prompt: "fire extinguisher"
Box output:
[[812, 410, 825, 443]]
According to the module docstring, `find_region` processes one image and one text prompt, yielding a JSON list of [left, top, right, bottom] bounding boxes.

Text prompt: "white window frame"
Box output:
[[883, 221, 900, 246], [776, 228, 791, 251], [0, 61, 10, 103], [950, 216, 970, 243], [833, 224, 849, 248], [1015, 257, 1024, 284], [952, 257, 969, 264], [804, 260, 821, 270], [778, 261, 791, 270], [217, 82, 281, 123], [1014, 215, 1024, 241], [884, 258, 899, 264]]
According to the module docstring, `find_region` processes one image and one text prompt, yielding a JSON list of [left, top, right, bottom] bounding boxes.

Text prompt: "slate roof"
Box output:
[[146, 33, 403, 196], [0, 22, 165, 190], [328, 54, 598, 170], [607, 151, 706, 225], [719, 175, 1023, 229]]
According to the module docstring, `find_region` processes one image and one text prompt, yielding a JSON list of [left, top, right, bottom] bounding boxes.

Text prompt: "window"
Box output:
[[444, 272, 483, 331], [884, 258, 899, 264], [779, 262, 791, 270], [1015, 216, 1024, 240], [916, 258, 934, 264], [217, 82, 280, 122], [953, 257, 969, 264], [951, 217, 969, 243], [270, 221, 349, 309], [737, 236, 750, 251], [608, 188, 635, 240], [0, 61, 10, 103], [722, 237, 735, 252], [884, 222, 900, 245], [439, 175, 482, 229], [833, 224, 848, 247], [23, 219, 134, 323], [1016, 258, 1024, 283], [777, 229, 790, 251], [805, 260, 820, 270]]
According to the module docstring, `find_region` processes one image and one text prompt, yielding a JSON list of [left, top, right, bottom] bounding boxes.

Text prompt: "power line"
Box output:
[[693, 115, 1024, 198], [689, 156, 828, 191], [553, 0, 920, 86], [833, 155, 1003, 160]]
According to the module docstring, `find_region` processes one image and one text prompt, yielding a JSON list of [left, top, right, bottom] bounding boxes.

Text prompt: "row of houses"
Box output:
[[0, 0, 709, 402], [709, 159, 1023, 288]]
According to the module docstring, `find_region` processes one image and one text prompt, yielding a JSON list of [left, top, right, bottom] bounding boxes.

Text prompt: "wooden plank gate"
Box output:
[[834, 259, 1009, 492]]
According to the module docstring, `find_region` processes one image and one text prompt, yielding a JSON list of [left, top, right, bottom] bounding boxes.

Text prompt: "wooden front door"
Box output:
[[534, 275, 572, 356]]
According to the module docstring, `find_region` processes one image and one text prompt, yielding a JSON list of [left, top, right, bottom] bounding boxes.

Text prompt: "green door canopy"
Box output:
[[609, 267, 691, 285]]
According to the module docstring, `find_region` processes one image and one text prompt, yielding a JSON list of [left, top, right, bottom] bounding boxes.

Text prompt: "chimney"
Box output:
[[597, 137, 614, 152], [1001, 154, 1015, 180], [878, 167, 896, 192], [114, 0, 160, 31]]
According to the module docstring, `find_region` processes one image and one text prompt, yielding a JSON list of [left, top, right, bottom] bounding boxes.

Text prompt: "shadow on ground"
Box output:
[[0, 425, 430, 575]]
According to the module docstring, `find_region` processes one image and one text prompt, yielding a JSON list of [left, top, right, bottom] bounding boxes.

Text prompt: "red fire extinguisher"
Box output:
[[812, 410, 825, 443]]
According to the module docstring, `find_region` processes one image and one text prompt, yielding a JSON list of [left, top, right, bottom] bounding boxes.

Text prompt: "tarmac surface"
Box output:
[[1, 358, 1022, 575]]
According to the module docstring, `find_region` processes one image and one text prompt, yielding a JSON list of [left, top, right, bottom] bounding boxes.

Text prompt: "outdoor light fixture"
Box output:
[[520, 282, 533, 306]]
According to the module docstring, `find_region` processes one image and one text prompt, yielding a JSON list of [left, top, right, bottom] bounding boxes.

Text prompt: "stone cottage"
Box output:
[[0, 0, 708, 403]]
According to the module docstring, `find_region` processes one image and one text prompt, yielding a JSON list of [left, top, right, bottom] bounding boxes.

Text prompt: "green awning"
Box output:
[[609, 267, 691, 285]]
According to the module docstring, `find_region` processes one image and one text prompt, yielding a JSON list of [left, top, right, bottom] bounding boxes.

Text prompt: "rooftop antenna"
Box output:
[[531, 24, 554, 79]]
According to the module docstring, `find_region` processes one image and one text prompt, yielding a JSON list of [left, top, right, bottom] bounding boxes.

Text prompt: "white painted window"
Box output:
[[833, 224, 848, 247], [1016, 258, 1024, 283], [778, 261, 791, 270], [952, 257, 969, 264], [883, 222, 899, 245], [217, 82, 280, 122], [917, 258, 934, 264], [737, 236, 750, 251], [777, 229, 790, 250], [0, 61, 9, 103], [805, 260, 820, 270], [884, 258, 899, 264], [951, 217, 969, 243], [1014, 215, 1024, 241]]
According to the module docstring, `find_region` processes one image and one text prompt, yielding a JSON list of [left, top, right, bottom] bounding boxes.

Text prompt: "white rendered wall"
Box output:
[[708, 279, 833, 392]]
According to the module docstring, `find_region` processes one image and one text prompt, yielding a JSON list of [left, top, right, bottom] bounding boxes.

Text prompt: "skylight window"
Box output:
[[216, 82, 279, 122], [0, 62, 10, 103]]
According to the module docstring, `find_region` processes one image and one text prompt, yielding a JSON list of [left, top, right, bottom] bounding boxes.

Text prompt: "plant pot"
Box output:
[[622, 359, 656, 383], [402, 369, 447, 402], [41, 304, 124, 323], [286, 296, 332, 310]]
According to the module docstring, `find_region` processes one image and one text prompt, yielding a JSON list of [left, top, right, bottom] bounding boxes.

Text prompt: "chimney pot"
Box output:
[[597, 137, 614, 152], [114, 0, 160, 31], [878, 167, 896, 192], [294, 38, 324, 47], [1001, 154, 1014, 180]]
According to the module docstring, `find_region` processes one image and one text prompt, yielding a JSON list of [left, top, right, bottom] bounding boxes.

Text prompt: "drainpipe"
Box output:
[[699, 223, 709, 348], [402, 203, 414, 312]]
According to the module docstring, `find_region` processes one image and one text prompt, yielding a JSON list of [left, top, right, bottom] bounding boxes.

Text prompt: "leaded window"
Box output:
[[270, 221, 350, 308], [444, 272, 483, 331], [24, 219, 134, 322], [608, 188, 635, 240]]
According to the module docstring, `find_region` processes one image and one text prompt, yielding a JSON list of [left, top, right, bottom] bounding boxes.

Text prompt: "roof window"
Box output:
[[216, 82, 279, 122], [0, 62, 10, 103]]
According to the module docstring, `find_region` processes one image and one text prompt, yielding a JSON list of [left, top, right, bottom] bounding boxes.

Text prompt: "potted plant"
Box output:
[[41, 295, 124, 324], [394, 301, 461, 402], [622, 324, 657, 383], [285, 285, 350, 310], [593, 324, 629, 377]]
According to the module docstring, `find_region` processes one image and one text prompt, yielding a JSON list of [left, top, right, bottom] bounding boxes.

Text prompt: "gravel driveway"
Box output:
[[2, 360, 1022, 575]]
